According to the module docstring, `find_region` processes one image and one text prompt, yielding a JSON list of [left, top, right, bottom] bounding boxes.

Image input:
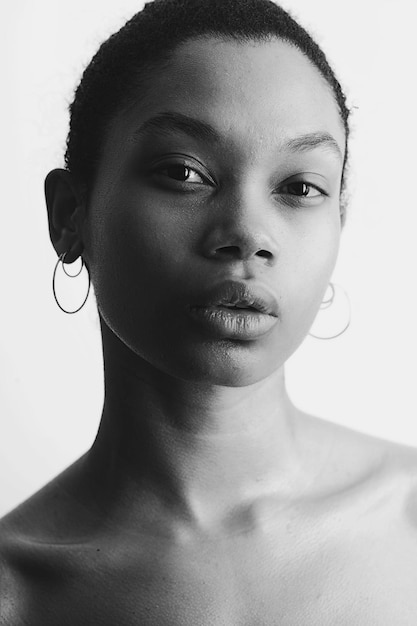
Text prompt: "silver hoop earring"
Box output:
[[308, 282, 351, 340], [52, 252, 90, 314]]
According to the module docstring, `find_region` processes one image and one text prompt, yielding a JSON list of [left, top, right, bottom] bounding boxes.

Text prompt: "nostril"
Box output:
[[211, 246, 274, 261], [256, 249, 273, 259], [214, 246, 241, 258]]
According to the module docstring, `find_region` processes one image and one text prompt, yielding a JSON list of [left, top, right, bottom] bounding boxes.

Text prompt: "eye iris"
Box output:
[[163, 164, 190, 181], [289, 182, 310, 196]]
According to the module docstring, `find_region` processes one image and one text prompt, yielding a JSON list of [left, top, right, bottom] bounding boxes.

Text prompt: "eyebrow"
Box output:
[[132, 110, 344, 162], [133, 111, 218, 144], [284, 132, 343, 162]]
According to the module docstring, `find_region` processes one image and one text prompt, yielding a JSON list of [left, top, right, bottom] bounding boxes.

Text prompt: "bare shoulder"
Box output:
[[298, 410, 417, 531], [379, 435, 417, 530], [0, 523, 21, 626], [333, 418, 417, 493], [0, 454, 89, 539], [297, 415, 417, 620], [0, 455, 92, 625], [367, 431, 417, 528]]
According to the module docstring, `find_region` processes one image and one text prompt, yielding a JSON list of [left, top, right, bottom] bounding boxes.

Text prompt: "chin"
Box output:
[[153, 337, 290, 387]]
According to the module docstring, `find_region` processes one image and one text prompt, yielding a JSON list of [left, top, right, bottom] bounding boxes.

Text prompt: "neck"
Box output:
[[85, 319, 306, 532]]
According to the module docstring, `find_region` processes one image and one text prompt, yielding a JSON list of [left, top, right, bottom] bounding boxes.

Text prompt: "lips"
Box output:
[[190, 280, 279, 317]]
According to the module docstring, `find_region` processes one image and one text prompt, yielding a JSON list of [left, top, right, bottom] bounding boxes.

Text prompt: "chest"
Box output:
[[11, 524, 417, 626]]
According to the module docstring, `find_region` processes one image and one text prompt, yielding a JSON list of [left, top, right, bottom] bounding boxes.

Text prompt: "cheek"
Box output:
[[90, 194, 181, 280], [86, 192, 194, 341], [282, 217, 341, 337]]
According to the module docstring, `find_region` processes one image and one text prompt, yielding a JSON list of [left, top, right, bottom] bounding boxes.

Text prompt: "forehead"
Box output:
[[111, 37, 345, 162]]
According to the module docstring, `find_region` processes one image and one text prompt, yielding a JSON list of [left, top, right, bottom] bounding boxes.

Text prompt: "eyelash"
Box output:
[[148, 161, 328, 200]]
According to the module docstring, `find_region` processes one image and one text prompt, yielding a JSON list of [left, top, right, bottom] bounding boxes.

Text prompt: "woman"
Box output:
[[1, 0, 417, 622]]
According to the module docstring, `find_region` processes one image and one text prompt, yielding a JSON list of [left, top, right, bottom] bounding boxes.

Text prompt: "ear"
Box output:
[[44, 168, 87, 263]]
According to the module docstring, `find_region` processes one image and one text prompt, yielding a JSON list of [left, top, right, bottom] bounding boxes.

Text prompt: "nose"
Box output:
[[200, 191, 279, 266]]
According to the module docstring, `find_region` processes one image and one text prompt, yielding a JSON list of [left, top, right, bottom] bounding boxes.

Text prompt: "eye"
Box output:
[[150, 161, 209, 185], [280, 181, 323, 198]]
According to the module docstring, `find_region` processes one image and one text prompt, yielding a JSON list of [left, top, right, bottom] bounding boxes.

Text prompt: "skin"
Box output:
[[1, 37, 417, 625]]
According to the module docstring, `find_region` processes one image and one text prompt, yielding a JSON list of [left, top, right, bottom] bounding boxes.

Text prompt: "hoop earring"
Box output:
[[308, 282, 351, 340], [52, 252, 90, 314]]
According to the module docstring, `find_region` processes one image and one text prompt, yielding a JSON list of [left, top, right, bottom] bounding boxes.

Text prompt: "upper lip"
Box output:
[[191, 280, 279, 317]]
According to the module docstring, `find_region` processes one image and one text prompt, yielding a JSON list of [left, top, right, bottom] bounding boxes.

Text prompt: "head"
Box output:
[[46, 0, 350, 386]]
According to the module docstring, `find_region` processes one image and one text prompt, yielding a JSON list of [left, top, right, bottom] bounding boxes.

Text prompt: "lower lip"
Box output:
[[188, 305, 277, 340]]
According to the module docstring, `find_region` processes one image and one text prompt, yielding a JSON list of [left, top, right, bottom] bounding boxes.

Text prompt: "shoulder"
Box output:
[[0, 514, 29, 625], [0, 488, 50, 624], [341, 424, 417, 500], [333, 422, 417, 536], [0, 453, 92, 543], [332, 417, 417, 498], [296, 410, 417, 517], [381, 437, 417, 529], [0, 454, 96, 624]]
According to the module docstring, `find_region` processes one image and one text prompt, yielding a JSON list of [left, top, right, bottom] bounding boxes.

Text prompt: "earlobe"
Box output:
[[45, 168, 86, 263]]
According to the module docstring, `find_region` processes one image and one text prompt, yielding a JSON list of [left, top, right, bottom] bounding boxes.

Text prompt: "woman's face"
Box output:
[[83, 37, 346, 386]]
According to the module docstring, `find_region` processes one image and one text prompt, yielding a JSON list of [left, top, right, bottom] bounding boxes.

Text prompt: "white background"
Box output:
[[1, 0, 416, 517]]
